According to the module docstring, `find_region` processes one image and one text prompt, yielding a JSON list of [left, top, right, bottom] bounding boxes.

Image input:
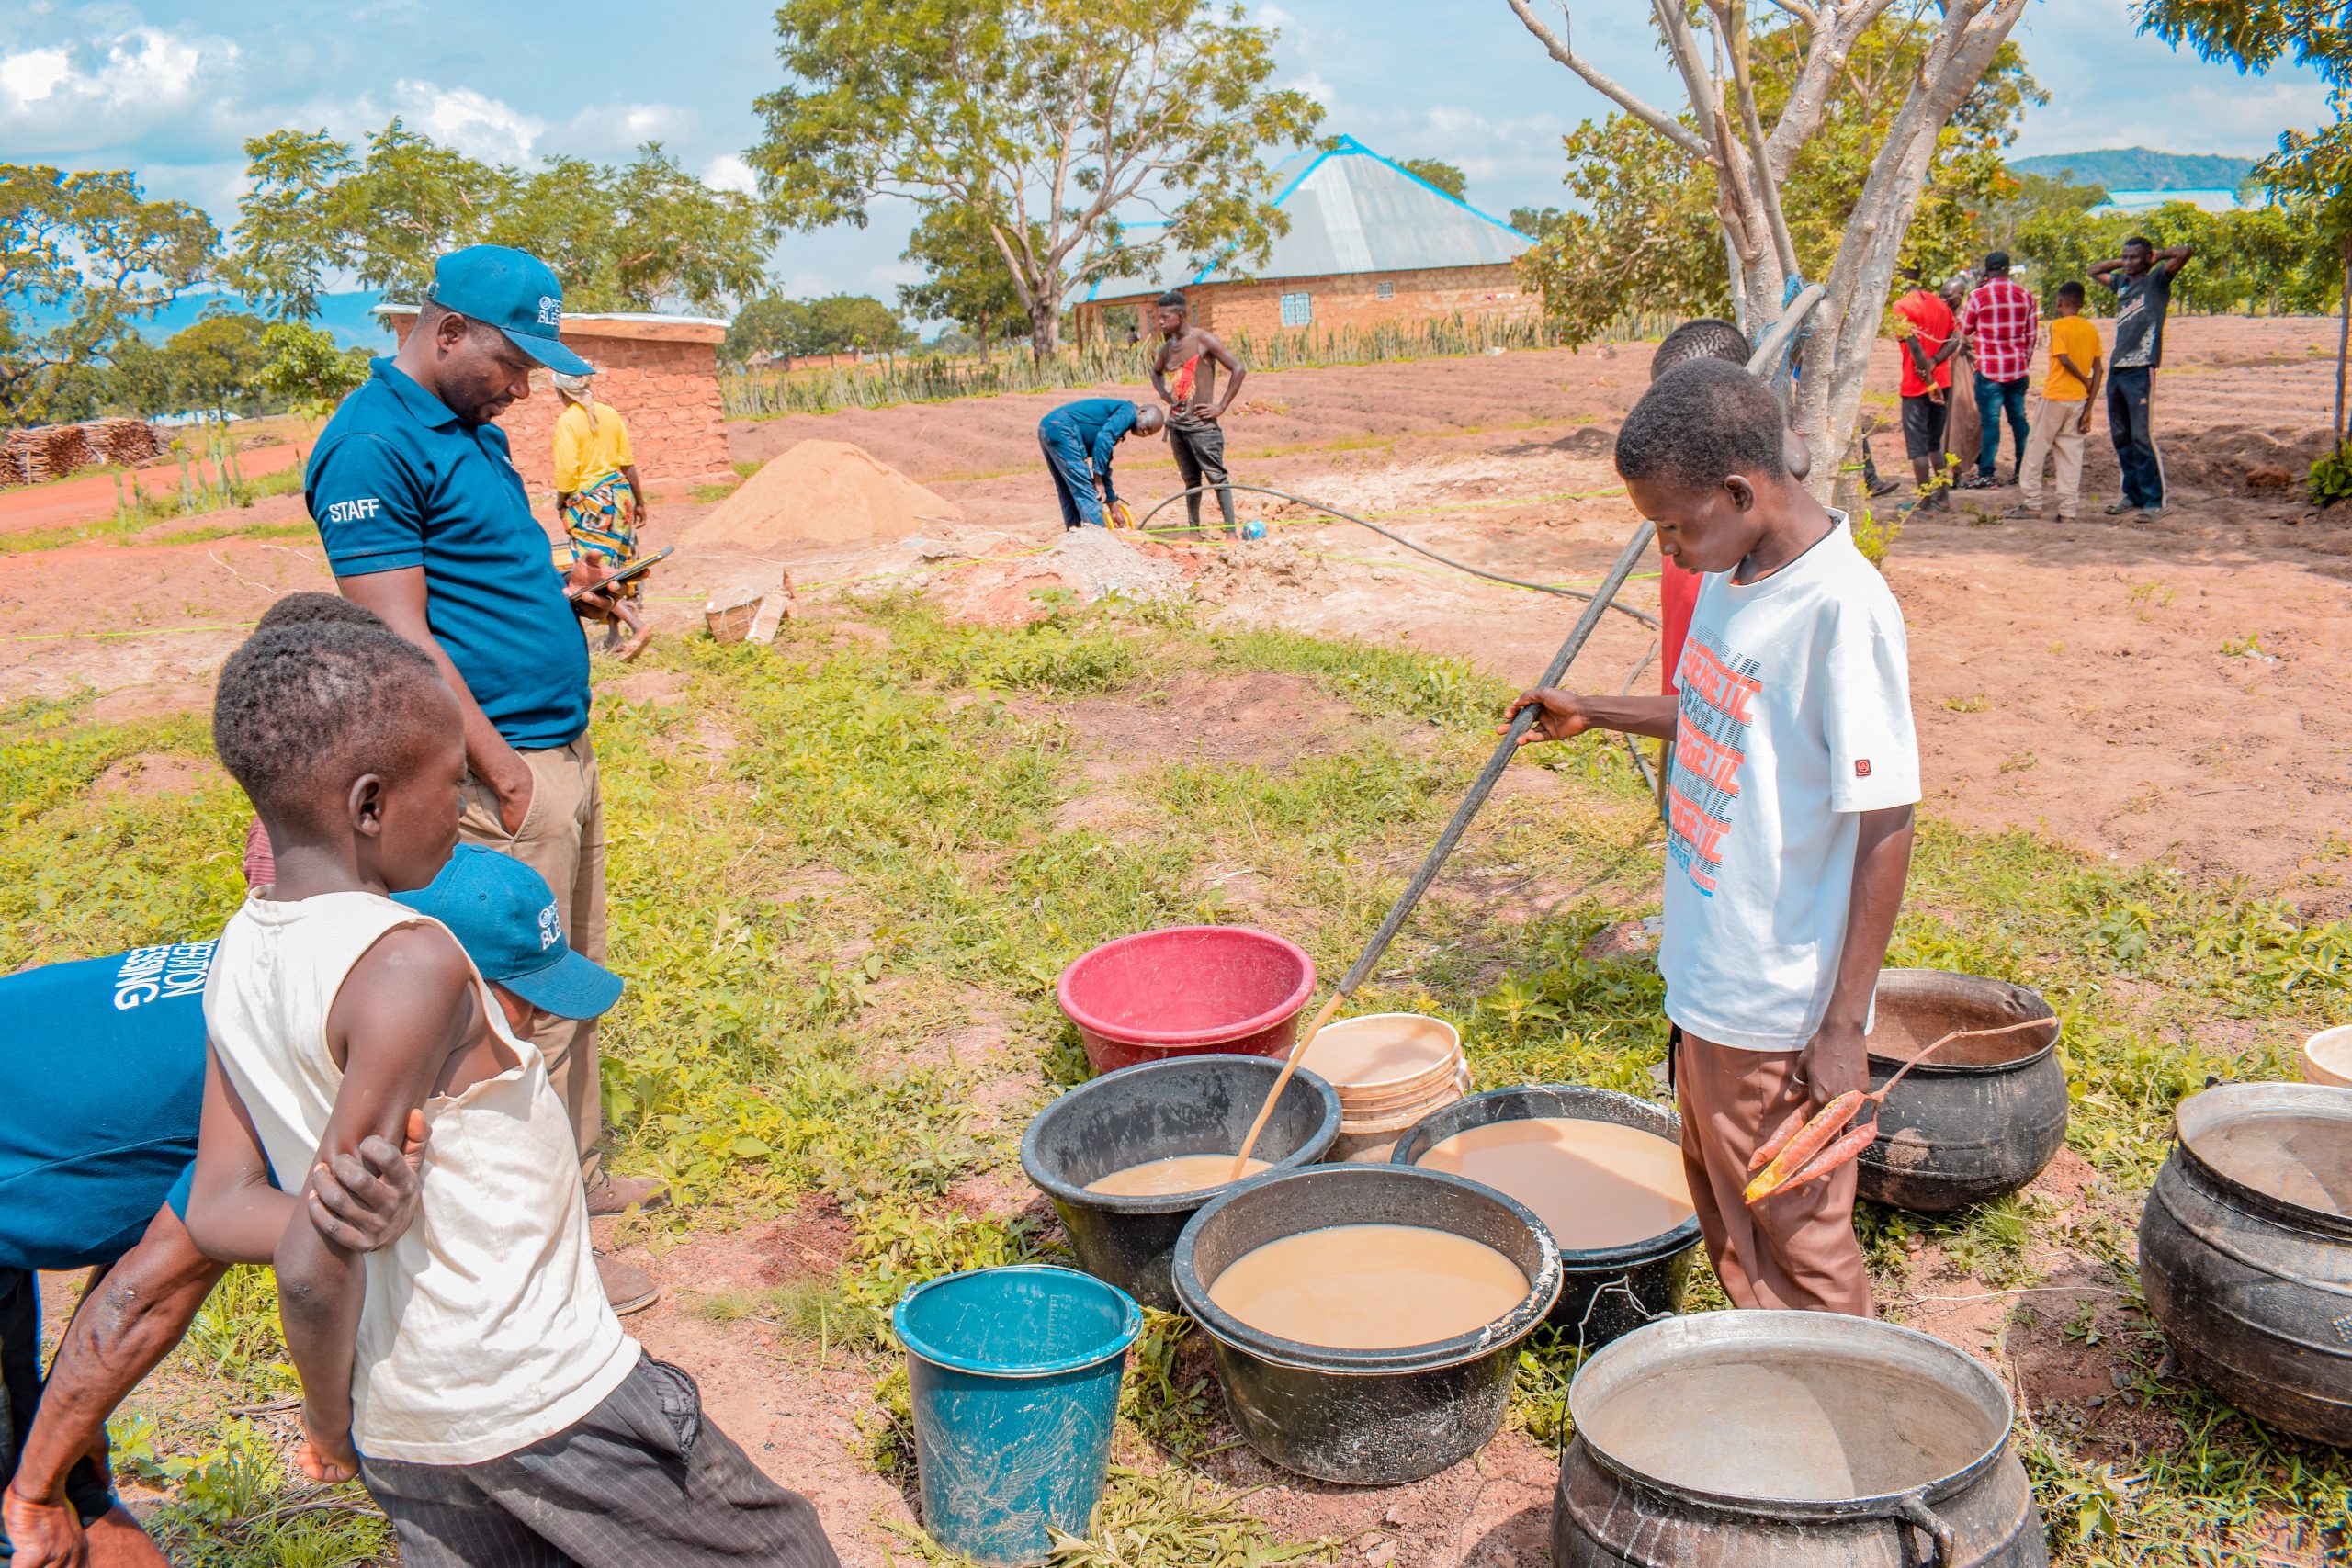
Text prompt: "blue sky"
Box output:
[[2, 0, 2329, 310]]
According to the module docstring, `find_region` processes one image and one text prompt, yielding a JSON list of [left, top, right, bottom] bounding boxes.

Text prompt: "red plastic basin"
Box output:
[[1057, 926, 1317, 1075]]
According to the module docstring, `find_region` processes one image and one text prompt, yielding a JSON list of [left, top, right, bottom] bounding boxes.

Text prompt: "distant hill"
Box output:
[[2008, 147, 2257, 191]]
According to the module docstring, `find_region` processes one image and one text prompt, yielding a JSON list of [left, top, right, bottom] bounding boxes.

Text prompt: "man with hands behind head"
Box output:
[[1504, 359, 1919, 1317]]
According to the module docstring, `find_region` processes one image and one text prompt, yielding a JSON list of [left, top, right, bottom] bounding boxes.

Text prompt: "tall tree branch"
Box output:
[[1504, 0, 1713, 160]]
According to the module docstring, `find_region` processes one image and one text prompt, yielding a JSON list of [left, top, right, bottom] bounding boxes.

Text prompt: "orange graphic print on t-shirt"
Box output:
[[1666, 629, 1762, 897]]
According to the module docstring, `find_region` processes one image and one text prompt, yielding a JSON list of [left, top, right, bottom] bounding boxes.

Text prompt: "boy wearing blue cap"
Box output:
[[305, 246, 663, 1272], [190, 619, 839, 1567]]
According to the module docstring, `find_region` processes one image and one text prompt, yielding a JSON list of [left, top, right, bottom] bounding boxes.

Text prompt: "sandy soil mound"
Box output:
[[925, 527, 1192, 622], [683, 439, 963, 551]]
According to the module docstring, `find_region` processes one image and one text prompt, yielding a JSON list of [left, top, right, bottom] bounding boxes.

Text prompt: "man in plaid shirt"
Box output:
[[1958, 253, 2039, 488]]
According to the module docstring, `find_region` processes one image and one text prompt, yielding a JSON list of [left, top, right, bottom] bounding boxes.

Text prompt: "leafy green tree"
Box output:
[[162, 311, 272, 414], [1506, 0, 2031, 498], [254, 321, 370, 416], [722, 294, 912, 360], [1, 164, 218, 424], [898, 204, 1029, 352], [1401, 159, 1468, 200], [749, 0, 1324, 358], [2136, 0, 2352, 440], [227, 124, 772, 316]]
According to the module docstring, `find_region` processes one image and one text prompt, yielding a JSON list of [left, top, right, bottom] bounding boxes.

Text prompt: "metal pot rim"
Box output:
[[1567, 1310, 2018, 1513], [1170, 1165, 1565, 1373], [2170, 1082, 2352, 1236], [1018, 1055, 1343, 1215], [1864, 967, 2061, 1077]]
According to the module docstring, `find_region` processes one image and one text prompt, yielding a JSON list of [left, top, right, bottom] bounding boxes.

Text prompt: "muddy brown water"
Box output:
[[1866, 999, 2055, 1066], [1580, 1351, 1999, 1501], [1417, 1117, 1694, 1251], [1084, 1154, 1271, 1197], [1207, 1223, 1528, 1349], [2190, 1112, 2352, 1215]]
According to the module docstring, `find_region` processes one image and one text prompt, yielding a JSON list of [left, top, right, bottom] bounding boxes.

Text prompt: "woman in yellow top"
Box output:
[[551, 369, 653, 659]]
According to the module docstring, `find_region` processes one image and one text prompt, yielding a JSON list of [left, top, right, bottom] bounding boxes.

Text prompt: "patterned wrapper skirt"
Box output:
[[562, 468, 642, 599]]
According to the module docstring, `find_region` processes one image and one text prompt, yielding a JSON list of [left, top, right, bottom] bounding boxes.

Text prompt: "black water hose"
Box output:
[[1132, 483, 1660, 631]]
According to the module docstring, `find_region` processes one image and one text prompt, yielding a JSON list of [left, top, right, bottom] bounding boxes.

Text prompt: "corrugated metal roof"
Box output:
[[1086, 136, 1531, 303]]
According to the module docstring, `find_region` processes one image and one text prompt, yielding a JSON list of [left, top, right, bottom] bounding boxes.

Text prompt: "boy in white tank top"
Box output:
[[192, 620, 839, 1566]]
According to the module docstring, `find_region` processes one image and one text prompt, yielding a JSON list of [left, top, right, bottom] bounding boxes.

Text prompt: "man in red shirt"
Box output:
[[1957, 252, 2039, 488], [1892, 267, 1960, 509]]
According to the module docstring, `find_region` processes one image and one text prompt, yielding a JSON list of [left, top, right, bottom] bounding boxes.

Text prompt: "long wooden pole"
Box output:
[[2335, 246, 2349, 449], [1228, 519, 1658, 1177]]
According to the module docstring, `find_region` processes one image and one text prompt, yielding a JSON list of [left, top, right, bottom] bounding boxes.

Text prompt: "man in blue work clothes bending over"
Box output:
[[1037, 397, 1164, 529], [303, 246, 663, 1314]]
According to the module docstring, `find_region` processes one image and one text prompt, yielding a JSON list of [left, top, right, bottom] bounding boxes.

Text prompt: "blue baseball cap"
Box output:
[[425, 245, 594, 377], [393, 845, 623, 1020]]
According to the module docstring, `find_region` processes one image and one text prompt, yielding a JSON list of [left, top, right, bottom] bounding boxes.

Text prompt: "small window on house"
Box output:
[[1280, 291, 1313, 327], [1377, 281, 1396, 300]]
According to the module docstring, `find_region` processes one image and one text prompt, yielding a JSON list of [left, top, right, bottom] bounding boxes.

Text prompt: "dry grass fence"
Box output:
[[719, 310, 1679, 420]]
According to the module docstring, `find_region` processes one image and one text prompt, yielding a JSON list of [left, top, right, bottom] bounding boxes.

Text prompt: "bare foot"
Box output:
[[618, 628, 655, 661]]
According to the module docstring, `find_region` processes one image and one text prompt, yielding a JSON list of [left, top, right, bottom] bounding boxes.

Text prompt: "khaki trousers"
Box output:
[[2018, 391, 2086, 518], [459, 737, 606, 1182], [1675, 1031, 1872, 1316]]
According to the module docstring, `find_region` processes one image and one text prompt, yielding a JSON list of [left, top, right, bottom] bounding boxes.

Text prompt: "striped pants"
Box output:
[[359, 1357, 840, 1566]]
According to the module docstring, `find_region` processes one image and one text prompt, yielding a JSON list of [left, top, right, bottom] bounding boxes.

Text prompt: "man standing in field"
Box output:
[[1957, 252, 2038, 488], [1148, 290, 1248, 536], [2091, 235, 2195, 519], [2009, 282, 2103, 523], [302, 245, 664, 1312], [1891, 268, 1960, 509]]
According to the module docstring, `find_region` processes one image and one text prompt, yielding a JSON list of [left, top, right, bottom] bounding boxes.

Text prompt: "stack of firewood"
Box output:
[[0, 418, 162, 484]]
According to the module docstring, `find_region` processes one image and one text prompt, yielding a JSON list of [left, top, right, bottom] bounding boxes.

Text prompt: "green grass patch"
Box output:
[[7, 597, 2349, 1565]]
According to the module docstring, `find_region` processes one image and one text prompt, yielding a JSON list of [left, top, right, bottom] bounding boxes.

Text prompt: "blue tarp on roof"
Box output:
[[1085, 136, 1532, 304]]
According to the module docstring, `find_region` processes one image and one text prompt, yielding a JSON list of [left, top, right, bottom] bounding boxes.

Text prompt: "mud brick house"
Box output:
[[375, 307, 734, 498], [1076, 136, 1536, 338]]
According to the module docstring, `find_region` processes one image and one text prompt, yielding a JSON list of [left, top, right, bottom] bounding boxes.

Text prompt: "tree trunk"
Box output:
[[1027, 287, 1061, 362], [2335, 244, 2349, 450]]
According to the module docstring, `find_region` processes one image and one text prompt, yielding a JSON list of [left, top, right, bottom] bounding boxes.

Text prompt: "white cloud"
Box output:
[[391, 79, 545, 164], [1283, 71, 1336, 107], [702, 152, 760, 195], [0, 24, 239, 156]]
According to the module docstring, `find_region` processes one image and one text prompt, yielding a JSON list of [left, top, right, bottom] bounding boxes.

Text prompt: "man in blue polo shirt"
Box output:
[[0, 942, 422, 1567], [1, 853, 631, 1566], [305, 248, 666, 1296], [1037, 398, 1162, 528]]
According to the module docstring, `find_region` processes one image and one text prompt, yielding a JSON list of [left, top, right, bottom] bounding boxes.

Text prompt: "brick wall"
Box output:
[[1095, 263, 1538, 338], [386, 316, 734, 497]]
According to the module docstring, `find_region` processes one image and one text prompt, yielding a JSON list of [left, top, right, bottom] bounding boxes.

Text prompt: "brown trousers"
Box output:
[[459, 737, 607, 1182], [1676, 1030, 1872, 1316]]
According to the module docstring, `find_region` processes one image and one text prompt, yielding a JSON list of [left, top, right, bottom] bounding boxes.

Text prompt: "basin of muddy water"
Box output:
[[1394, 1086, 1702, 1348], [1173, 1164, 1559, 1483], [1555, 1312, 2048, 1566]]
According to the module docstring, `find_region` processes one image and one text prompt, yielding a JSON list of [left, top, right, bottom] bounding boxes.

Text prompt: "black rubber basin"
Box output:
[[1171, 1163, 1561, 1484], [1020, 1054, 1340, 1311], [1392, 1085, 1701, 1351]]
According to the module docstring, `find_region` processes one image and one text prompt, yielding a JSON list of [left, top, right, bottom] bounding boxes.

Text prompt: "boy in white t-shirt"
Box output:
[[1507, 358, 1919, 1314]]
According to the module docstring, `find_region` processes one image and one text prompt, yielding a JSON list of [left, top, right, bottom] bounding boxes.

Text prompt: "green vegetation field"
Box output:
[[4, 597, 2347, 1565]]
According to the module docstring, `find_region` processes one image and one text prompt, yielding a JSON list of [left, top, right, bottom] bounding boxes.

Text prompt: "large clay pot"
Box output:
[[2139, 1082, 2352, 1446], [1858, 969, 2065, 1214]]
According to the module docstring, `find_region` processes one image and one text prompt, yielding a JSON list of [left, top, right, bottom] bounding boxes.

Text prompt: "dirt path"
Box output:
[[7, 316, 2344, 901]]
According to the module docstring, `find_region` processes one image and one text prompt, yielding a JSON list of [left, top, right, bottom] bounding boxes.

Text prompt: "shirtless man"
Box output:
[[1148, 290, 1247, 536]]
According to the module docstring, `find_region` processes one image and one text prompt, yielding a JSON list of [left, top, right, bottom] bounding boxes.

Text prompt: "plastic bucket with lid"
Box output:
[[894, 1266, 1142, 1566], [1299, 1012, 1471, 1161], [1392, 1085, 1701, 1351], [1019, 1054, 1342, 1310], [1057, 926, 1316, 1075], [1170, 1163, 1560, 1484]]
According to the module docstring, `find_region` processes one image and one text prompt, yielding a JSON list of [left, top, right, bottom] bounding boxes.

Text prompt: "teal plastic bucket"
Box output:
[[894, 1265, 1142, 1566]]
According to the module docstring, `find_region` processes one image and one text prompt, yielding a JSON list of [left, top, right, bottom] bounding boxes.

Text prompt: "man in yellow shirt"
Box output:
[[551, 369, 653, 658], [2009, 282, 2102, 523]]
